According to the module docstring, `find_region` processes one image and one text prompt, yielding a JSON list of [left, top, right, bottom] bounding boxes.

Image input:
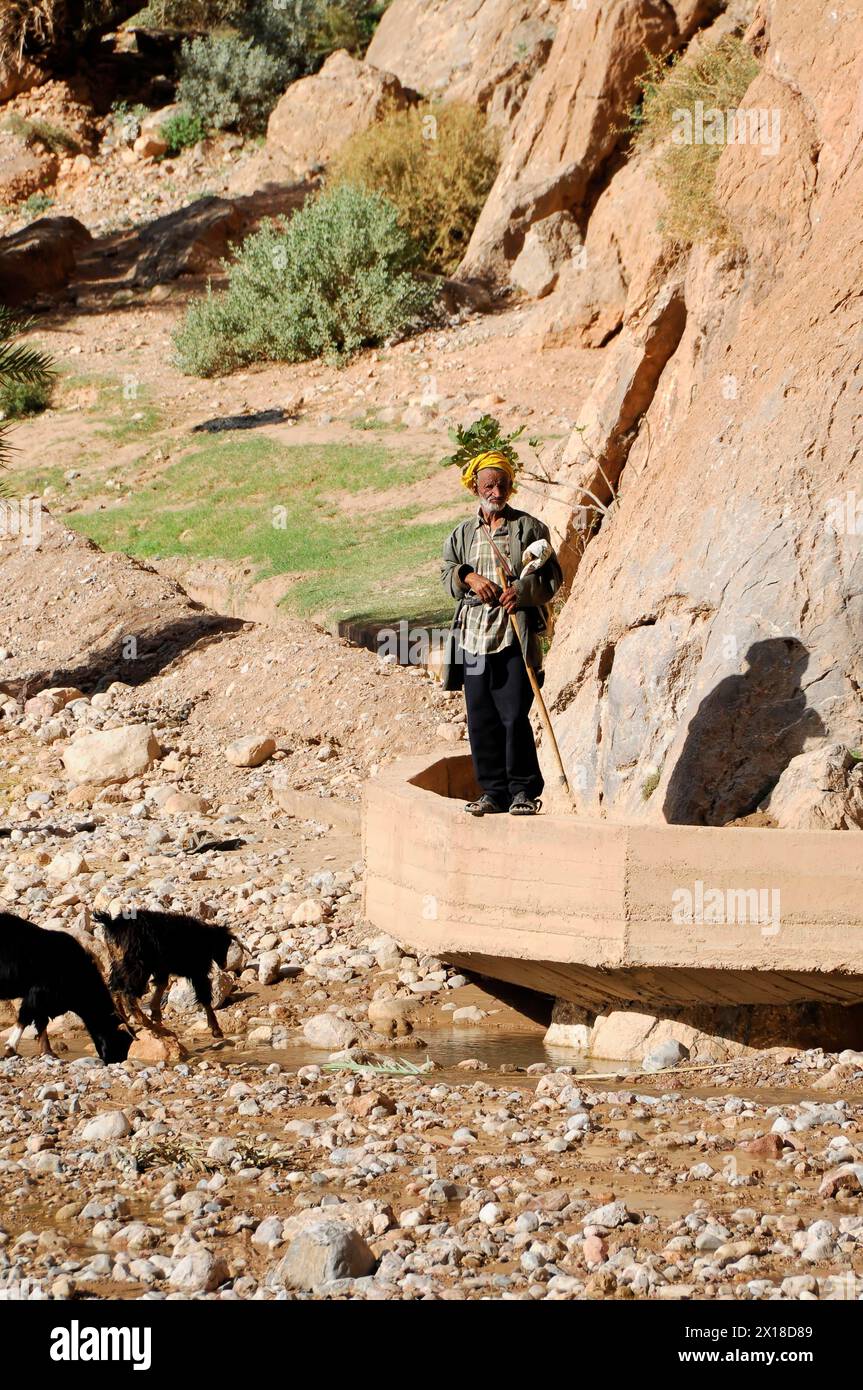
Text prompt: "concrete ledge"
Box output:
[[362, 753, 863, 1010]]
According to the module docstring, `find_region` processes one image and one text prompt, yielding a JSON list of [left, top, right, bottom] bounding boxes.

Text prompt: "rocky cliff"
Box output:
[[533, 0, 863, 824]]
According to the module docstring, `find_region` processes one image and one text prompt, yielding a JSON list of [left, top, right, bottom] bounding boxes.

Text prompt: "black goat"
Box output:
[[0, 913, 132, 1063], [96, 909, 235, 1039]]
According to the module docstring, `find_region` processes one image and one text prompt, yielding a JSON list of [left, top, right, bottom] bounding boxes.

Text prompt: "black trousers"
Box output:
[[463, 642, 544, 807]]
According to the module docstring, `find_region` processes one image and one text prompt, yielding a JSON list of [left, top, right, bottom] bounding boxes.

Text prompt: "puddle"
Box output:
[[215, 1029, 631, 1076]]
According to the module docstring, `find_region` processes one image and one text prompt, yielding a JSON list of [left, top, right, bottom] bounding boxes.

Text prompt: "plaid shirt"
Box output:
[[459, 506, 517, 656]]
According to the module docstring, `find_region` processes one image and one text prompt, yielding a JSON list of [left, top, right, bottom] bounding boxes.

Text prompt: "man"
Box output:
[[440, 449, 563, 816]]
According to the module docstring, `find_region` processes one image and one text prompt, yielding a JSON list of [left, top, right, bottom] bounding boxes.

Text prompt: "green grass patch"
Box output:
[[67, 435, 458, 625]]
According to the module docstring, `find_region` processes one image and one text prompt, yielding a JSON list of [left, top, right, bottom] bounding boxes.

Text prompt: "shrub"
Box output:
[[173, 3, 391, 134], [133, 0, 240, 27], [159, 108, 207, 154], [21, 192, 55, 216], [2, 112, 79, 154], [176, 33, 293, 134], [632, 34, 759, 248], [328, 101, 499, 274], [0, 375, 53, 419], [173, 182, 438, 376]]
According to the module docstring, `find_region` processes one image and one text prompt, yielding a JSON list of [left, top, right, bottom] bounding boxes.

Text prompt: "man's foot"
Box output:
[[509, 793, 542, 815], [464, 794, 506, 816]]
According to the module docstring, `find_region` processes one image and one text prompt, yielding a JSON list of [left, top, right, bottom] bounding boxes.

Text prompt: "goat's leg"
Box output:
[[36, 1027, 56, 1059], [149, 978, 168, 1027], [4, 1023, 23, 1055], [112, 994, 136, 1033], [191, 973, 223, 1039]]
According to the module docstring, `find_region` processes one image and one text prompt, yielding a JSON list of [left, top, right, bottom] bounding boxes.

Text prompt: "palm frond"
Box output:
[[0, 340, 56, 385]]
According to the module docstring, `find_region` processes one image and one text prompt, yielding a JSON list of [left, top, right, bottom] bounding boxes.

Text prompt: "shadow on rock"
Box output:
[[663, 638, 826, 825]]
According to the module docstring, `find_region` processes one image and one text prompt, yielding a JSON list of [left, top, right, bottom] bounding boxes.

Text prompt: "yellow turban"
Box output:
[[460, 449, 518, 493]]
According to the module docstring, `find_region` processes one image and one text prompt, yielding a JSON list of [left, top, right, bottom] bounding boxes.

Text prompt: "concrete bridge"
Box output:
[[362, 752, 863, 1051]]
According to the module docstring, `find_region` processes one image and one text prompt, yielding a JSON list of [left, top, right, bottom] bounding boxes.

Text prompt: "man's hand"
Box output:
[[499, 585, 519, 614], [465, 571, 501, 604]]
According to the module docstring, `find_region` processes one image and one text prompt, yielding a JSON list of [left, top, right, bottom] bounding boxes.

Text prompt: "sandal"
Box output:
[[509, 793, 542, 815], [464, 794, 506, 816]]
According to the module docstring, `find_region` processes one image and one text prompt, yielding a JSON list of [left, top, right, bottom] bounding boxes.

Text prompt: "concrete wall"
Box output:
[[362, 753, 863, 1015]]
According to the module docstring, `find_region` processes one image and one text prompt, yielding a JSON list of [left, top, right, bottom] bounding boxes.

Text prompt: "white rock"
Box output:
[[258, 951, 282, 985], [62, 724, 161, 786], [290, 898, 323, 926], [224, 735, 276, 768], [169, 1247, 228, 1293], [81, 1112, 131, 1141], [46, 851, 90, 881], [302, 1014, 358, 1050]]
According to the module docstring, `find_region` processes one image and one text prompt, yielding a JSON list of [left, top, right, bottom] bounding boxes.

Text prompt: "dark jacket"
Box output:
[[439, 506, 564, 691]]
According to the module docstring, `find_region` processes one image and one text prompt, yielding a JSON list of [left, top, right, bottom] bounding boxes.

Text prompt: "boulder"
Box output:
[[762, 745, 863, 831], [130, 197, 246, 287], [366, 0, 557, 126], [510, 210, 581, 298], [133, 132, 168, 159], [231, 49, 414, 193], [62, 724, 161, 786], [168, 1247, 228, 1293], [458, 0, 685, 282], [0, 216, 91, 307], [302, 1013, 359, 1050], [281, 1200, 392, 1243], [367, 996, 416, 1036], [167, 968, 234, 1013], [224, 735, 276, 768], [271, 1221, 375, 1290], [24, 686, 84, 718]]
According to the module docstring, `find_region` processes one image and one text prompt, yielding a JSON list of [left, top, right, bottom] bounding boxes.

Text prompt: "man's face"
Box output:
[[474, 468, 512, 513]]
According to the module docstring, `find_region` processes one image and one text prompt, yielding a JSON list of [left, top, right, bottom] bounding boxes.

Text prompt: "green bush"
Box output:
[[173, 182, 438, 376], [0, 375, 53, 419], [159, 108, 207, 153], [176, 33, 292, 134], [173, 2, 391, 134], [21, 192, 55, 217], [328, 101, 499, 274], [632, 35, 759, 248]]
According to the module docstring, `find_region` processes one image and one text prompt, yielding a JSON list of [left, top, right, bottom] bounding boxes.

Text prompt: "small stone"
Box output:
[[163, 792, 210, 815], [258, 950, 281, 985], [252, 1216, 284, 1247], [583, 1200, 634, 1230]]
